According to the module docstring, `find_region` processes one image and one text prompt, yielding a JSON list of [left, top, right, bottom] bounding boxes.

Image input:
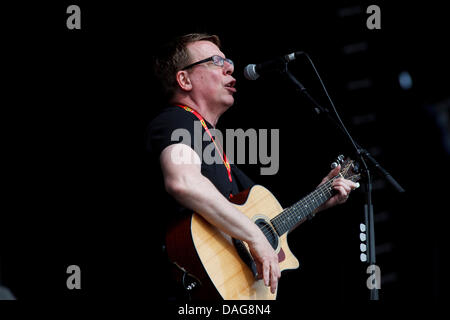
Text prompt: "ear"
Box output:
[[175, 70, 193, 92]]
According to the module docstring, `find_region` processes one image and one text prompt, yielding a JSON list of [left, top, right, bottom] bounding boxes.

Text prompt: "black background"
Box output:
[[1, 0, 448, 313]]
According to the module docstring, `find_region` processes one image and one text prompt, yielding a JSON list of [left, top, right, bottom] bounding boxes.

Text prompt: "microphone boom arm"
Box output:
[[280, 60, 405, 301]]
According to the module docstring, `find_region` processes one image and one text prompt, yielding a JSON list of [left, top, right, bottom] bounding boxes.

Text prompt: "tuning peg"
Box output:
[[331, 154, 345, 168]]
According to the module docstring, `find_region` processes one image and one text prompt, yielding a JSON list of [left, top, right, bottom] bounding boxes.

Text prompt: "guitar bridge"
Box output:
[[232, 238, 259, 279]]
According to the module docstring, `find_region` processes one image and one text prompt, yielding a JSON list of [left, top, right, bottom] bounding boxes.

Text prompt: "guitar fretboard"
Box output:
[[270, 178, 336, 236]]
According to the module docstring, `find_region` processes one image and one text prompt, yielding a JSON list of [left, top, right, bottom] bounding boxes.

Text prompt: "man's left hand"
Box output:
[[315, 164, 360, 213]]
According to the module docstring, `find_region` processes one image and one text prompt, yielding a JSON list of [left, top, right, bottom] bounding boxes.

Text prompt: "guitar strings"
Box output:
[[256, 170, 359, 240], [270, 170, 360, 236], [257, 175, 338, 239]]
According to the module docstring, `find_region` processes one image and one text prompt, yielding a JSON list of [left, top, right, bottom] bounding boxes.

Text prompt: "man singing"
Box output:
[[147, 33, 357, 299]]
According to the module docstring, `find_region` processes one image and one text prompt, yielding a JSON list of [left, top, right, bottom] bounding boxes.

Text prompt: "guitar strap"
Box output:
[[176, 104, 233, 183]]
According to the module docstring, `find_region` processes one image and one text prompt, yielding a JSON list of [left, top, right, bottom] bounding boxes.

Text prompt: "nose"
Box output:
[[223, 60, 234, 75]]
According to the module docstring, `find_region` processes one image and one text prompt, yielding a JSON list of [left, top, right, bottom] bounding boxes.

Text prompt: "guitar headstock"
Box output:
[[332, 155, 361, 183]]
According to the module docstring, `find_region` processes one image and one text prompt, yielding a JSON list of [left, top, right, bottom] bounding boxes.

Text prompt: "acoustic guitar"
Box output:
[[166, 157, 360, 300]]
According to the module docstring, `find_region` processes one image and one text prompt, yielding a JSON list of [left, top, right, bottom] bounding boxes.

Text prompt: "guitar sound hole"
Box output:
[[255, 219, 279, 250]]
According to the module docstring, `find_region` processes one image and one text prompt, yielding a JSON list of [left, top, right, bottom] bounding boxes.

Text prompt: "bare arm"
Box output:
[[160, 143, 280, 293]]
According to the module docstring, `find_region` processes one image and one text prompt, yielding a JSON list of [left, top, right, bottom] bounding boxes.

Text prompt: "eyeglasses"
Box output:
[[181, 55, 234, 70]]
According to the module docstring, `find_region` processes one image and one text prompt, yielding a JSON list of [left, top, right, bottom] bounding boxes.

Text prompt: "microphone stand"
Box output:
[[282, 64, 405, 301]]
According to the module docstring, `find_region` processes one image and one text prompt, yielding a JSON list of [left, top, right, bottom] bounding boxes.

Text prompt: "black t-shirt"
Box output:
[[146, 105, 255, 214], [145, 105, 255, 300]]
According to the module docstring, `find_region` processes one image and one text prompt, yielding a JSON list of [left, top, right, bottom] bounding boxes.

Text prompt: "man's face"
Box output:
[[185, 40, 236, 109]]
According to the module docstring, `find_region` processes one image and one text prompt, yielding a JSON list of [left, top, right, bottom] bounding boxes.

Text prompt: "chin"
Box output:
[[224, 96, 235, 107]]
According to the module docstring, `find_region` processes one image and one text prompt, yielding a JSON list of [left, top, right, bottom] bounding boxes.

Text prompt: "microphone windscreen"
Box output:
[[243, 64, 259, 80]]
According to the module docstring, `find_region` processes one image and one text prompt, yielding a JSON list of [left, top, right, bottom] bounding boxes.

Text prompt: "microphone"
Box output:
[[243, 51, 303, 80]]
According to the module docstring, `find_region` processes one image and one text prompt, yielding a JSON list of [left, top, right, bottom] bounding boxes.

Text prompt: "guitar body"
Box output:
[[165, 185, 300, 300], [165, 157, 360, 300]]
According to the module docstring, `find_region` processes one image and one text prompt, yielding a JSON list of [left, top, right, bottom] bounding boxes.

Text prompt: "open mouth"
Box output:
[[225, 80, 236, 92]]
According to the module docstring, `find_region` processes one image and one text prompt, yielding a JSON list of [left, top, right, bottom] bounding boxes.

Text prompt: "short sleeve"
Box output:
[[146, 106, 199, 158]]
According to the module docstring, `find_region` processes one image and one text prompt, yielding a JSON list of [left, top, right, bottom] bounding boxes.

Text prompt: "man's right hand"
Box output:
[[161, 143, 281, 293], [247, 234, 281, 294]]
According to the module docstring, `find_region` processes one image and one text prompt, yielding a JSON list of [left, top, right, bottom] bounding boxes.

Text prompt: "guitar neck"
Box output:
[[271, 178, 336, 236]]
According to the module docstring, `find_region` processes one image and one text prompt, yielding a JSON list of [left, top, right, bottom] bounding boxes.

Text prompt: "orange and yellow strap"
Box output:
[[176, 105, 232, 183]]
